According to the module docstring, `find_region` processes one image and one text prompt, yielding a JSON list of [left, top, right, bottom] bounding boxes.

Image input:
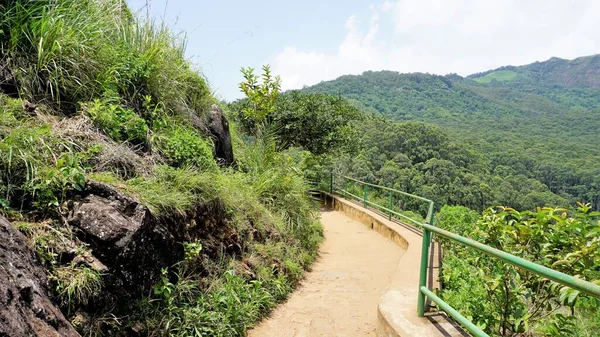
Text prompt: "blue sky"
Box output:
[[127, 0, 600, 101]]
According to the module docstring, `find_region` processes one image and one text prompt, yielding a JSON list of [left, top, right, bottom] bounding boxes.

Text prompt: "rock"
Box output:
[[0, 215, 80, 337], [186, 104, 234, 166], [65, 181, 181, 299], [206, 104, 234, 166]]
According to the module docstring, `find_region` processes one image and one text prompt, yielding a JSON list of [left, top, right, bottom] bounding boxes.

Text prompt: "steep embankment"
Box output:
[[0, 1, 321, 336]]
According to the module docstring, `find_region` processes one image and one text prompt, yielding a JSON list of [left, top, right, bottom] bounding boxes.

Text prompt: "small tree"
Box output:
[[238, 65, 281, 122]]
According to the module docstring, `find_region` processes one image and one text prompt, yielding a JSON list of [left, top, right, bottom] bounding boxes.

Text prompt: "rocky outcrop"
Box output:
[[65, 181, 181, 299], [206, 104, 234, 166], [0, 215, 80, 337], [187, 104, 234, 166]]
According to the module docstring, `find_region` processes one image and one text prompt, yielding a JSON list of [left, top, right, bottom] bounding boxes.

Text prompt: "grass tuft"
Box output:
[[54, 264, 103, 313]]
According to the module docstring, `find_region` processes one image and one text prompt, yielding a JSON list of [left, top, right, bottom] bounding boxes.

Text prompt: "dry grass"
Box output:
[[52, 115, 160, 179]]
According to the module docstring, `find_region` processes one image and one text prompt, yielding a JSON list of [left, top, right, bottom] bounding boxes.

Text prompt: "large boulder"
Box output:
[[65, 181, 181, 299], [206, 104, 234, 166], [186, 104, 234, 166], [0, 215, 80, 337]]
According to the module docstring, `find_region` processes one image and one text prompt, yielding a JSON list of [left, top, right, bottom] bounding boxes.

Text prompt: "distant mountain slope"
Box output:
[[469, 54, 600, 89], [301, 69, 600, 145], [300, 56, 600, 208]]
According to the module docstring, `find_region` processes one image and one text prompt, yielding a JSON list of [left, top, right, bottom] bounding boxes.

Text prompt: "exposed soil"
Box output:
[[249, 210, 406, 337]]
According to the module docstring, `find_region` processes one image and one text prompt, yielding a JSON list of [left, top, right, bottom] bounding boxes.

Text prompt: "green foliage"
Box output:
[[85, 98, 148, 145], [143, 270, 279, 337], [330, 117, 570, 212], [115, 88, 323, 335], [152, 268, 175, 302], [16, 220, 72, 267], [231, 85, 364, 157], [153, 125, 216, 170], [437, 204, 600, 336], [0, 4, 324, 337], [0, 97, 86, 211], [33, 153, 86, 209], [182, 241, 203, 261], [126, 145, 322, 336], [238, 65, 281, 122], [270, 91, 364, 155], [0, 0, 212, 114], [569, 297, 600, 337]]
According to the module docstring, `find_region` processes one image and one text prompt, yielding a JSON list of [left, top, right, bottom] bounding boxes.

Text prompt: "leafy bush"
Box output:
[[271, 91, 364, 155], [238, 65, 281, 123], [85, 99, 148, 145], [437, 204, 600, 336], [153, 126, 216, 170], [33, 153, 86, 209]]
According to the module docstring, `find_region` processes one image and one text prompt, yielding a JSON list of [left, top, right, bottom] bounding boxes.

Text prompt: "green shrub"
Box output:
[[33, 153, 86, 209], [153, 125, 216, 170], [85, 99, 148, 145], [0, 100, 79, 209], [438, 204, 600, 336]]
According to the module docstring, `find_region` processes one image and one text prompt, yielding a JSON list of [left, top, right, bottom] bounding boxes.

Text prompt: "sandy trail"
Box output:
[[249, 210, 406, 337]]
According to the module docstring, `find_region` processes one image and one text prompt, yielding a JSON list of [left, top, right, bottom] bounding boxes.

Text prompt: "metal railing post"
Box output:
[[426, 202, 435, 226], [363, 184, 368, 208], [330, 170, 333, 194], [417, 228, 431, 317], [388, 191, 393, 220]]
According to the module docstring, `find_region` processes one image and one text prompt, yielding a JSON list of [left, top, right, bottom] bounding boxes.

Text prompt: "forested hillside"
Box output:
[[470, 54, 600, 89], [302, 56, 600, 210]]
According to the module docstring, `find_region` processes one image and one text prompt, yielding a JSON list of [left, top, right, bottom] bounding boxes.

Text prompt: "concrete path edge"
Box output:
[[323, 193, 462, 337]]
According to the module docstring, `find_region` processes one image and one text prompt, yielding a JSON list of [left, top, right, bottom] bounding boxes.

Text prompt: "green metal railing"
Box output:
[[419, 223, 600, 337], [308, 171, 600, 337], [339, 176, 434, 227], [307, 171, 434, 228]]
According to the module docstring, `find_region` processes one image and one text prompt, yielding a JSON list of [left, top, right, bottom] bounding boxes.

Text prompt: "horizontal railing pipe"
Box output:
[[420, 287, 490, 337], [343, 176, 434, 204], [421, 223, 600, 298]]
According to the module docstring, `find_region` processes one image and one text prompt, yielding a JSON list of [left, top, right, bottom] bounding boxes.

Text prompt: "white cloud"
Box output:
[[271, 0, 600, 90]]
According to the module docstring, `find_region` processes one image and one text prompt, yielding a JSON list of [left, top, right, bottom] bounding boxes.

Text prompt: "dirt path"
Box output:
[[249, 210, 406, 337]]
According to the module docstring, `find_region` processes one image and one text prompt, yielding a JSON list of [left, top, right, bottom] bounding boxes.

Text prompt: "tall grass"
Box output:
[[0, 0, 211, 115]]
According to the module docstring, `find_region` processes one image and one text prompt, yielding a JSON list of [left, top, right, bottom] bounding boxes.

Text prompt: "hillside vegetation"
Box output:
[[470, 54, 600, 88], [302, 56, 600, 211], [473, 70, 517, 83], [0, 2, 346, 336]]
